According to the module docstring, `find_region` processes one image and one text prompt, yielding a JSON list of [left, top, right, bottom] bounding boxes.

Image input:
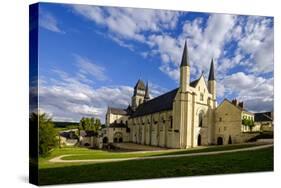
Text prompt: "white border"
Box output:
[[0, 0, 279, 188]]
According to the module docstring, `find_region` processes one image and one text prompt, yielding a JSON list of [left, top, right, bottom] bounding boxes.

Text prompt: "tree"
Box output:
[[242, 117, 255, 132], [79, 117, 101, 133], [30, 112, 58, 156]]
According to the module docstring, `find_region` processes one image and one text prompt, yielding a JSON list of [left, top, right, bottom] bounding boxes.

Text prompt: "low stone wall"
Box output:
[[239, 132, 260, 142]]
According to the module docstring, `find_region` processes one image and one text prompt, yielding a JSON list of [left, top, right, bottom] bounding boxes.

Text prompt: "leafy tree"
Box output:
[[79, 117, 101, 133], [242, 117, 255, 132], [30, 112, 58, 156]]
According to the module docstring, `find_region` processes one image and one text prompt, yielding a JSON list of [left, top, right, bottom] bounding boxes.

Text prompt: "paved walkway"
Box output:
[[49, 144, 273, 164], [113, 143, 169, 151]]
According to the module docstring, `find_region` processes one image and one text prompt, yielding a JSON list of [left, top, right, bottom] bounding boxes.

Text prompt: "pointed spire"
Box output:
[[208, 59, 215, 81], [144, 81, 150, 101], [180, 40, 190, 67]]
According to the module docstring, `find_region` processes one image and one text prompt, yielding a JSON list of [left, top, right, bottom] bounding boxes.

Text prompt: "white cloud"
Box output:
[[39, 70, 132, 122], [39, 9, 64, 33], [235, 16, 274, 74], [74, 55, 108, 81], [222, 72, 273, 112], [39, 65, 167, 122], [72, 5, 180, 43], [144, 14, 237, 81], [69, 6, 273, 112]]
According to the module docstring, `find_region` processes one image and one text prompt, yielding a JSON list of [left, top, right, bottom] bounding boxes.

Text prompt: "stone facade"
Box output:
[[215, 99, 255, 145]]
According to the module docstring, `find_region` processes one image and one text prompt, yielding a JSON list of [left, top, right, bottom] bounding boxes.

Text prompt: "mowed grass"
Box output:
[[38, 146, 273, 185], [61, 143, 264, 160]]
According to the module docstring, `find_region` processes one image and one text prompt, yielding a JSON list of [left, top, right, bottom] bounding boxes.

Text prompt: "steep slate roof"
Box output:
[[134, 79, 146, 90], [208, 59, 215, 81], [144, 81, 150, 100], [108, 107, 128, 115], [255, 112, 273, 122], [130, 88, 179, 117], [190, 78, 200, 88], [130, 78, 202, 118], [180, 41, 190, 67]]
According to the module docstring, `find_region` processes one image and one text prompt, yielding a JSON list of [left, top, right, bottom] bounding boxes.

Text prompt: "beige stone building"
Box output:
[[102, 41, 264, 149], [215, 99, 256, 145]]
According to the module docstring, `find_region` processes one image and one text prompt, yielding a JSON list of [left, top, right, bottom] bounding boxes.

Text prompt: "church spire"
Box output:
[[144, 81, 150, 102], [180, 40, 190, 67], [208, 59, 215, 81]]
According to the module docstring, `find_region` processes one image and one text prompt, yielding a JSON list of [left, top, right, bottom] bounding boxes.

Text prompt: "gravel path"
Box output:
[[49, 144, 273, 164]]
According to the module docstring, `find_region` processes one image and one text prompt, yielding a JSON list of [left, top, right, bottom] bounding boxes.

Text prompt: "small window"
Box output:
[[199, 112, 203, 127], [218, 127, 220, 132], [224, 127, 227, 131], [200, 93, 204, 101], [219, 117, 222, 122], [170, 117, 173, 129]]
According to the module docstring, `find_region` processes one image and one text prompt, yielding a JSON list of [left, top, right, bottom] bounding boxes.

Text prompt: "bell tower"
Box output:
[[131, 79, 146, 110]]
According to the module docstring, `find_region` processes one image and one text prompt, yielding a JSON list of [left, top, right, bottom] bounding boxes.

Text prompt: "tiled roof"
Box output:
[[255, 112, 273, 122], [190, 78, 200, 88], [108, 107, 128, 115], [130, 88, 178, 117]]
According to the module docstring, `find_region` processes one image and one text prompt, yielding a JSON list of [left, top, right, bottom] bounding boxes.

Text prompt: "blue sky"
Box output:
[[37, 3, 274, 122]]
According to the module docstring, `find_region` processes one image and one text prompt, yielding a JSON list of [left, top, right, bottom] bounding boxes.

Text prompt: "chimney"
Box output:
[[231, 99, 238, 106], [238, 102, 244, 109]]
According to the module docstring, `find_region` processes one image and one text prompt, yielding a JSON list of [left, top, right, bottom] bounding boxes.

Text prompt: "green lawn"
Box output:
[[61, 143, 265, 160], [39, 143, 265, 169], [38, 146, 273, 185]]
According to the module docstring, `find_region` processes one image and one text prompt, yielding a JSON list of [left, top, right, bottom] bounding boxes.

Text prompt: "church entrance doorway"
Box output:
[[113, 132, 123, 143], [217, 137, 223, 145], [197, 134, 201, 146]]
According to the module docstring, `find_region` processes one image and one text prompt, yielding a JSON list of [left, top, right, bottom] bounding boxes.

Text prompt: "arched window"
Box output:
[[199, 111, 203, 127]]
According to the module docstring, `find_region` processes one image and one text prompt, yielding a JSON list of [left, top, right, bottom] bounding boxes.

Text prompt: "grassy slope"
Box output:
[[39, 143, 264, 169], [61, 143, 264, 160], [38, 146, 273, 185]]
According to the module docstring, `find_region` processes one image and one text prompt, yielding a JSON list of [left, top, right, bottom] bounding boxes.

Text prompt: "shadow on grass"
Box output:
[[38, 146, 273, 186]]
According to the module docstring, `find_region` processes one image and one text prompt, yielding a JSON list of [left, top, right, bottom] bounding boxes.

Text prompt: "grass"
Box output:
[[38, 146, 273, 185], [39, 143, 265, 169], [60, 143, 265, 160]]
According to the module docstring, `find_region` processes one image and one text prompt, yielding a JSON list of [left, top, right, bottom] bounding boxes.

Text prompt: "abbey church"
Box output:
[[102, 41, 267, 149]]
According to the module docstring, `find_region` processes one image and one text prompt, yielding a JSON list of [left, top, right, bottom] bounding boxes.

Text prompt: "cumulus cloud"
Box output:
[[39, 9, 64, 33], [222, 72, 273, 112], [72, 5, 180, 43], [39, 70, 133, 122], [39, 59, 167, 122], [68, 6, 273, 113], [144, 14, 237, 81]]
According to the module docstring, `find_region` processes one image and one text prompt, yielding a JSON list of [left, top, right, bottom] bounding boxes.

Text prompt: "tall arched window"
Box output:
[[199, 111, 203, 127]]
